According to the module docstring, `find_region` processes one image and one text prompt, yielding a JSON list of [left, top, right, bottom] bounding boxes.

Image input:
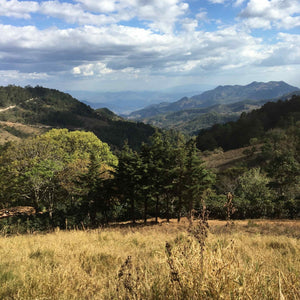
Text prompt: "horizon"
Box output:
[[0, 0, 299, 94]]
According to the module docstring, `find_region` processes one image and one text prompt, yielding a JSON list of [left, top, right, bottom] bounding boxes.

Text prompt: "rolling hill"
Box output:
[[0, 85, 155, 150]]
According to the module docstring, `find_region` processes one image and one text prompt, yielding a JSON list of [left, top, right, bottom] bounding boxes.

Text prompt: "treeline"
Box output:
[[0, 125, 299, 233], [196, 95, 300, 151], [0, 129, 215, 230]]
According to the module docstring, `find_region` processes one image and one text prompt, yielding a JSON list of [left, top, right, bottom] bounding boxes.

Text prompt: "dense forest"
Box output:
[[196, 95, 300, 151], [0, 91, 299, 233]]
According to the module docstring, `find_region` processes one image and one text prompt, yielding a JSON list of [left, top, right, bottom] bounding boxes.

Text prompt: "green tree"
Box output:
[[260, 128, 300, 217], [183, 140, 215, 220], [0, 129, 117, 222], [236, 168, 274, 218], [113, 143, 143, 224]]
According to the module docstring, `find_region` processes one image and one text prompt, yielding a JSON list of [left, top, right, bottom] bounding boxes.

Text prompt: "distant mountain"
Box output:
[[143, 99, 264, 136], [71, 90, 199, 115], [0, 85, 155, 150], [128, 81, 299, 120]]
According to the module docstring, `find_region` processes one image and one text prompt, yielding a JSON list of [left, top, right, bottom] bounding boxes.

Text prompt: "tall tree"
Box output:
[[114, 143, 143, 224], [183, 140, 215, 220]]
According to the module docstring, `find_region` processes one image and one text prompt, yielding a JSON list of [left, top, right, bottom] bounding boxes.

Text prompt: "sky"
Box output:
[[0, 0, 300, 93]]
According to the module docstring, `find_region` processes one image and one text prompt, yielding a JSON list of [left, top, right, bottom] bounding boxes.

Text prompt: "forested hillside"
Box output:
[[196, 95, 300, 151], [1, 124, 299, 233], [0, 85, 155, 150], [137, 99, 265, 135]]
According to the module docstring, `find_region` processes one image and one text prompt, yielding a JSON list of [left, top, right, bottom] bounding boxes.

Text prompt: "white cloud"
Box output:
[[75, 0, 117, 13], [39, 1, 117, 26], [72, 62, 113, 76], [260, 33, 300, 66], [130, 0, 189, 33], [0, 70, 49, 81], [0, 0, 38, 19], [0, 23, 273, 77], [0, 0, 299, 90], [0, 0, 190, 33], [240, 0, 300, 29], [234, 0, 247, 7]]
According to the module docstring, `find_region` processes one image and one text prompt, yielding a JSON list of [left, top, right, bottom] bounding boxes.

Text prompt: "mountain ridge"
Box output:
[[128, 81, 299, 120], [0, 85, 155, 150]]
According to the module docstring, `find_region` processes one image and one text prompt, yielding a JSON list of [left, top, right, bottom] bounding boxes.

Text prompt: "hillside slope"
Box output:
[[128, 81, 299, 120], [0, 85, 155, 149], [139, 99, 266, 135], [196, 95, 300, 151]]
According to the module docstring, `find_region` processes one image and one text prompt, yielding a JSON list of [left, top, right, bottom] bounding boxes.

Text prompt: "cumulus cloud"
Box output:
[[72, 62, 113, 76], [0, 22, 272, 79], [0, 0, 299, 90], [0, 0, 189, 33], [75, 0, 117, 13], [239, 0, 300, 29], [39, 1, 117, 25], [260, 33, 300, 66], [0, 0, 38, 19]]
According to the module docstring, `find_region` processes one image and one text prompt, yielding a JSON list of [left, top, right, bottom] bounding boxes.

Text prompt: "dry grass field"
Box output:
[[0, 219, 299, 299], [0, 121, 46, 144], [202, 145, 262, 170]]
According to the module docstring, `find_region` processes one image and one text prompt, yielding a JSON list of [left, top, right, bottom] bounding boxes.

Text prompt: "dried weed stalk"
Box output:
[[117, 255, 136, 297], [224, 192, 236, 227], [165, 242, 182, 288], [187, 199, 209, 274]]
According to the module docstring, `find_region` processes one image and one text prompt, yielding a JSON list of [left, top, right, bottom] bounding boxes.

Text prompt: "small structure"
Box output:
[[0, 206, 36, 219]]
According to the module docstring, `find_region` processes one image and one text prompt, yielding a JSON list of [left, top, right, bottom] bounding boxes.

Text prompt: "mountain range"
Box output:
[[72, 90, 199, 114], [127, 81, 300, 135], [0, 81, 299, 149]]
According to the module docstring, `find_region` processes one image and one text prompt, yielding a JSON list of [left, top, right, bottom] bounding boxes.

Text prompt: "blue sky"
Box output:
[[0, 0, 299, 93]]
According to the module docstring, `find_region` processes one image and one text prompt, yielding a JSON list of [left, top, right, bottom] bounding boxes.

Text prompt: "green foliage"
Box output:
[[259, 127, 300, 217], [113, 131, 215, 223], [0, 129, 117, 225], [0, 87, 300, 227], [236, 168, 274, 218], [196, 95, 300, 151]]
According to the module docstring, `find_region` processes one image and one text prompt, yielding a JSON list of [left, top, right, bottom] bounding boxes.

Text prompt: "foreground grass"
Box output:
[[0, 220, 299, 299]]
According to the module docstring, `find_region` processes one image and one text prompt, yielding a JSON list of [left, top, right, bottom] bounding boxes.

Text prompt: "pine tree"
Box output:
[[183, 140, 215, 220], [114, 143, 143, 224]]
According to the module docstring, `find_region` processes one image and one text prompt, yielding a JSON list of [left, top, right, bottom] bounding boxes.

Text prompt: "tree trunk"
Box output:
[[155, 195, 159, 223], [177, 194, 182, 223], [131, 198, 135, 224], [166, 194, 170, 223], [188, 192, 193, 221], [144, 198, 148, 224]]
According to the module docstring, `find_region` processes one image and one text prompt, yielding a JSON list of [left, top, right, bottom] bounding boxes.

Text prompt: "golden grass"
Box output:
[[202, 145, 262, 170], [0, 121, 46, 144], [0, 220, 299, 299]]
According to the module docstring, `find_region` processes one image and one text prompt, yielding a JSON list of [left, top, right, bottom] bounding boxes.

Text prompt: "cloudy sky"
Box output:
[[0, 0, 300, 92]]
